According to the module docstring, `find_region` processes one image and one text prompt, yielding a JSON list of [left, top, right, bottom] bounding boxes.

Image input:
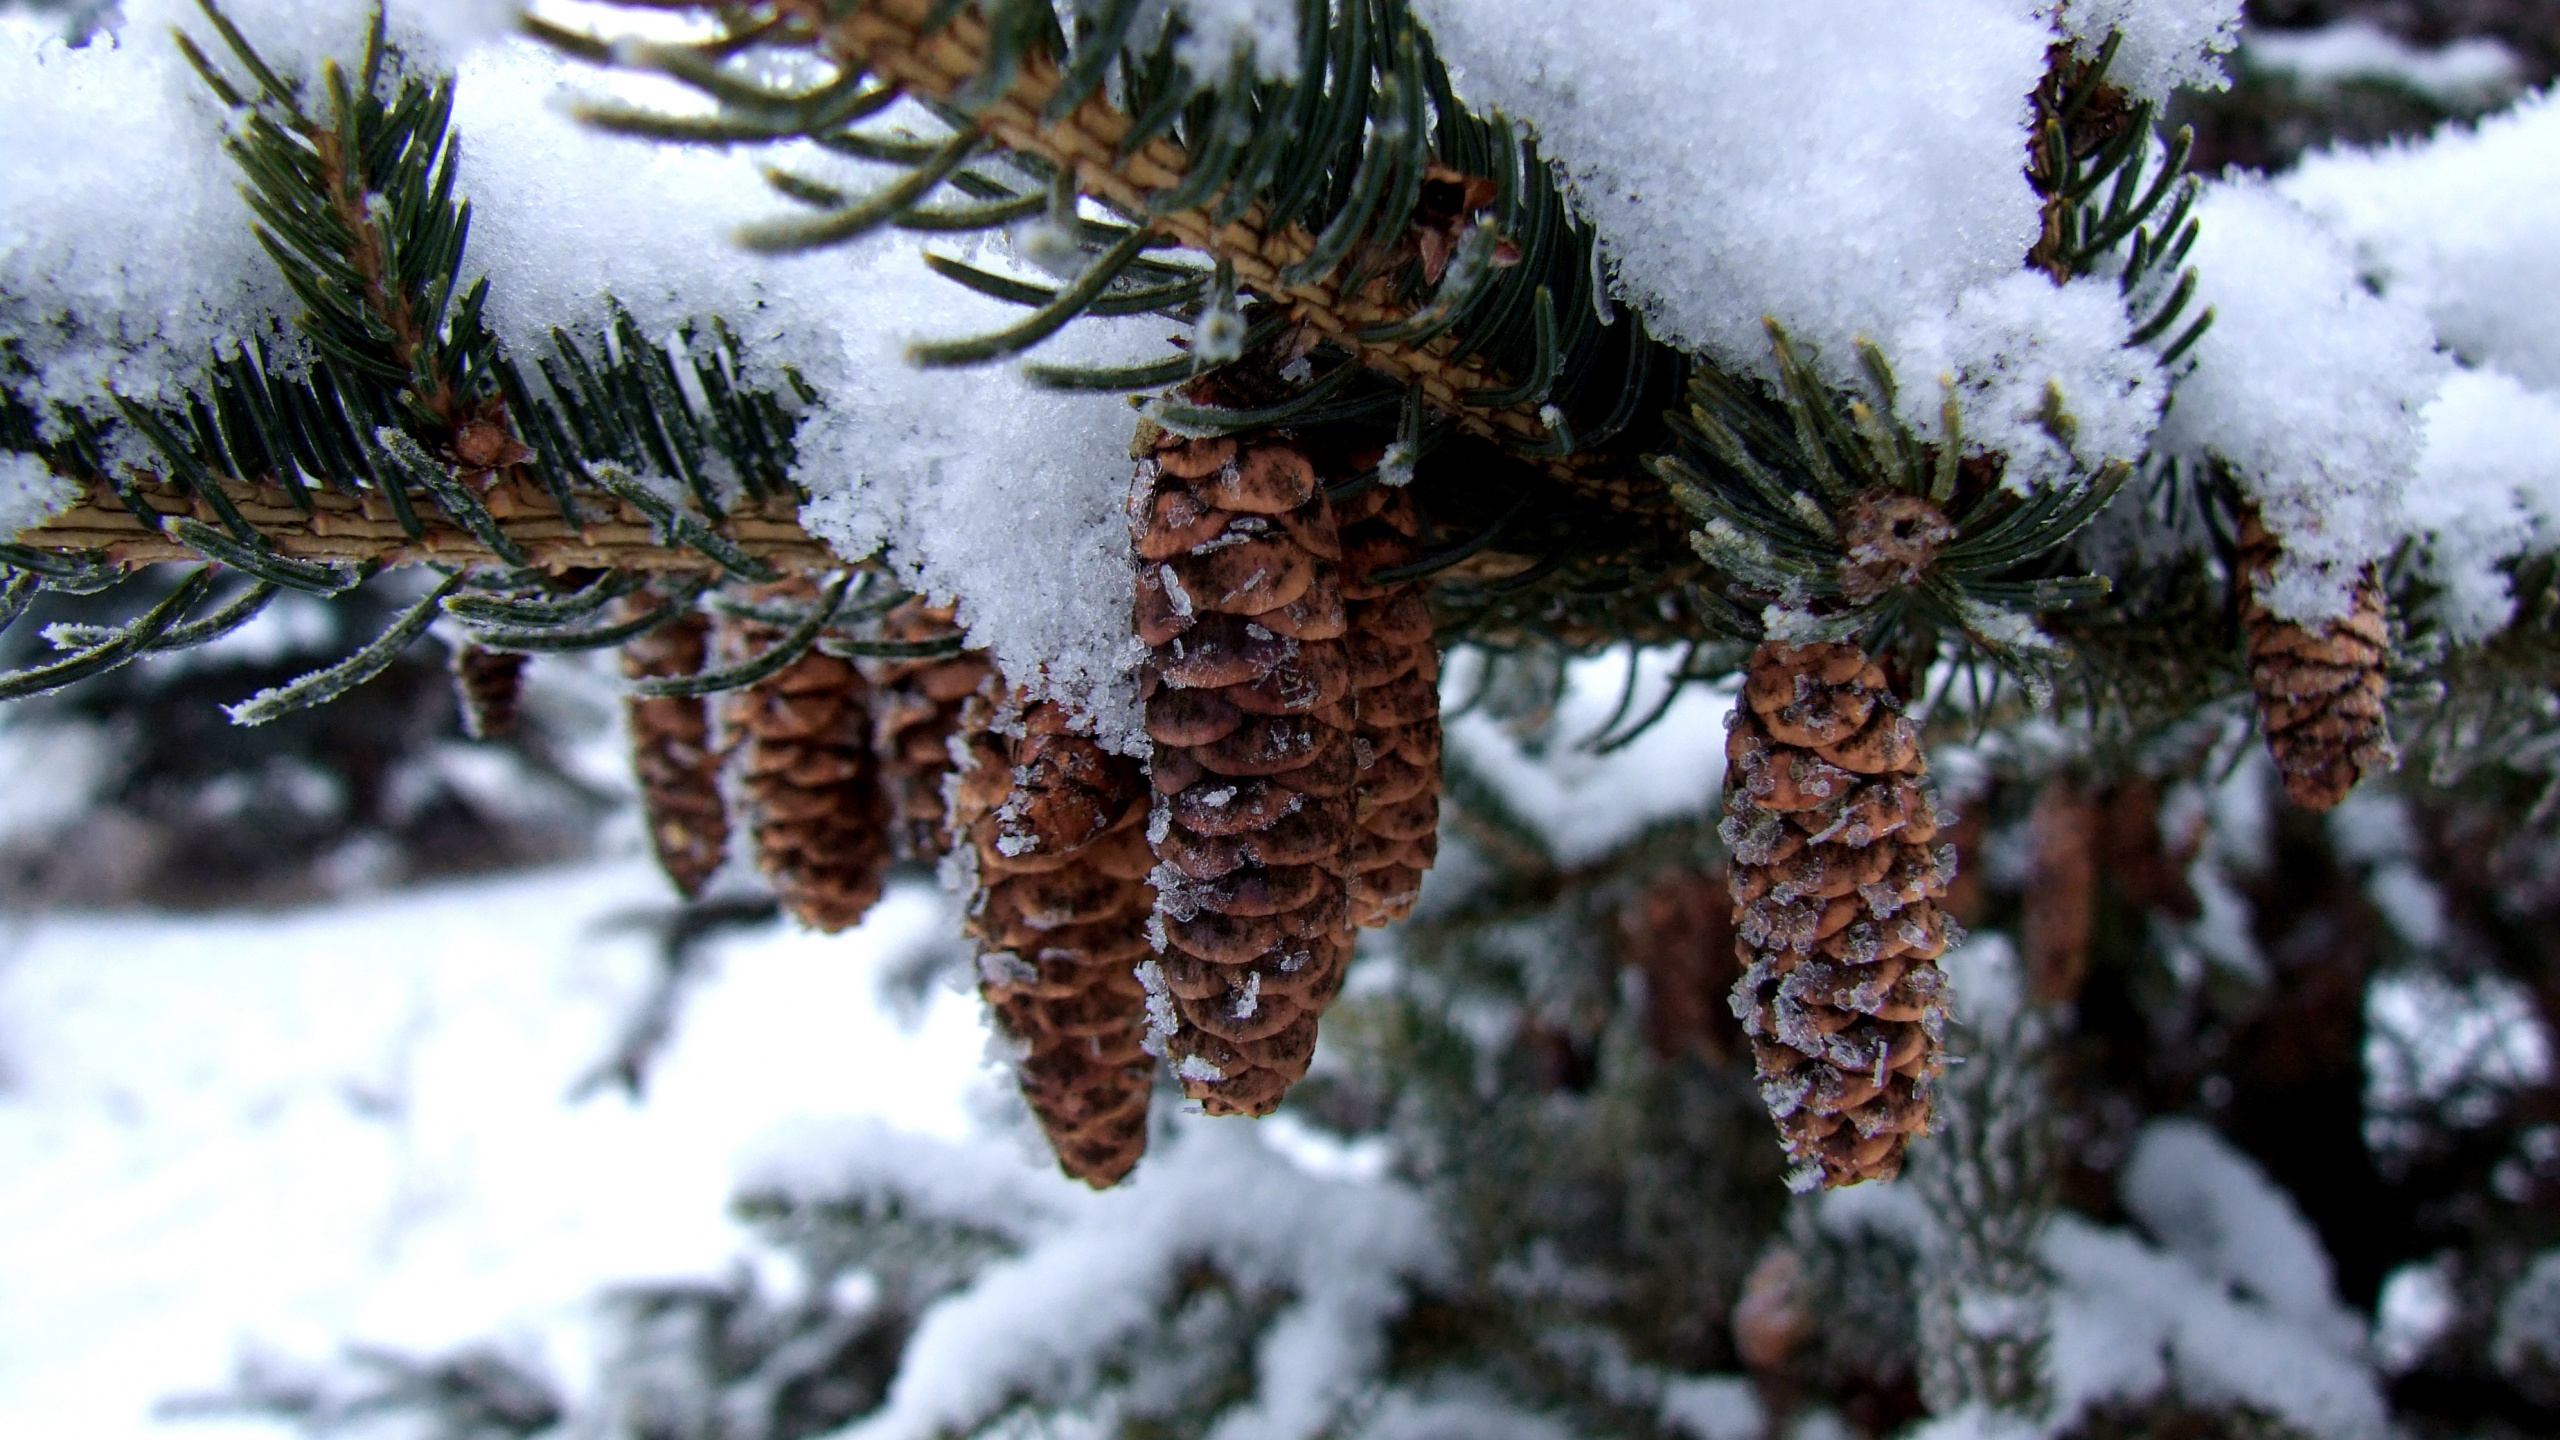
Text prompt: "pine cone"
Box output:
[[449, 640, 526, 741], [721, 584, 892, 932], [1725, 640, 1957, 1190], [1131, 428, 1358, 1118], [621, 609, 729, 899], [1732, 1247, 1812, 1374], [1337, 486, 1442, 928], [861, 600, 996, 862], [2236, 511, 2395, 812], [1617, 864, 1743, 1064], [2091, 777, 2202, 921], [2022, 776, 2097, 1008], [952, 692, 1158, 1187]]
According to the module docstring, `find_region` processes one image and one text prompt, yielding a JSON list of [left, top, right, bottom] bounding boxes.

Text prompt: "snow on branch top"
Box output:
[[9, 0, 2560, 729], [2160, 179, 2444, 623], [1414, 0, 2050, 387], [2046, 0, 2242, 104]]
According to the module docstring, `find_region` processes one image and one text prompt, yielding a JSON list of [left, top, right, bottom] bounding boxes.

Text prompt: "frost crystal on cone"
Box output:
[[2237, 511, 2396, 812], [1337, 486, 1442, 928], [1132, 425, 1358, 1118], [1725, 641, 1956, 1190], [448, 640, 526, 741], [860, 600, 995, 862], [720, 584, 892, 932], [953, 692, 1156, 1187], [621, 609, 729, 900]]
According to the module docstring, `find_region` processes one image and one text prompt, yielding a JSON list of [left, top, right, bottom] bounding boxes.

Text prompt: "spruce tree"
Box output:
[[5, 2, 2560, 1438]]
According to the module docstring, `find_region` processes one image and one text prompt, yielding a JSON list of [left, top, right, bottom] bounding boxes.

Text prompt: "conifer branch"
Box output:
[[562, 0, 1692, 517], [14, 471, 832, 575], [2026, 32, 2212, 360]]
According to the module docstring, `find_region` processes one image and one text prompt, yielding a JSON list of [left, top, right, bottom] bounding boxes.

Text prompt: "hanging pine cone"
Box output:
[[951, 692, 1158, 1186], [861, 599, 995, 862], [721, 583, 892, 932], [1617, 864, 1743, 1065], [1337, 486, 1442, 928], [448, 639, 527, 741], [1131, 425, 1358, 1118], [1726, 640, 1957, 1190], [2236, 509, 2396, 812], [621, 608, 729, 899], [2022, 775, 2097, 1008]]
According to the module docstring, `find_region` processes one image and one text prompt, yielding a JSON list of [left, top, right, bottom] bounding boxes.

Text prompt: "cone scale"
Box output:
[[1725, 641, 1957, 1190]]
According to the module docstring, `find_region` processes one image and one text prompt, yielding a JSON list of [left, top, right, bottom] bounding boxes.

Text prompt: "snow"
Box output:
[[1414, 0, 2049, 388], [2047, 0, 2241, 105], [2246, 21, 2521, 109], [1889, 272, 2163, 494], [2365, 970, 2551, 1120], [1657, 1374, 1767, 1440], [1811, 1104, 2391, 1435], [2372, 1254, 2457, 1372], [2155, 177, 2445, 623], [452, 40, 1168, 745], [2402, 367, 2560, 642], [1902, 1406, 2045, 1440], [2117, 1119, 2365, 1354], [2323, 786, 2448, 950], [1440, 646, 1734, 867], [2282, 90, 2560, 393], [1, 3, 1169, 741], [739, 1115, 1060, 1245], [0, 862, 991, 1440], [0, 8, 290, 425], [2043, 1214, 2388, 1439], [1356, 1388, 1578, 1440], [0, 448, 78, 536], [2496, 1250, 2560, 1390], [1939, 932, 2026, 1030], [0, 717, 111, 845], [2039, 1123, 2389, 1436], [1162, 0, 1305, 83], [830, 1120, 1444, 1440]]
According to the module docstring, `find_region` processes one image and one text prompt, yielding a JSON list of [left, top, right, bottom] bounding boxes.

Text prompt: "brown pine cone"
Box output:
[[720, 584, 892, 932], [1617, 864, 1743, 1065], [2022, 775, 2097, 1008], [1732, 1247, 1813, 1375], [861, 599, 996, 862], [1725, 640, 1957, 1190], [2091, 777, 2202, 921], [621, 608, 729, 899], [448, 640, 527, 741], [1130, 428, 1359, 1118], [1337, 486, 1443, 928], [2236, 511, 2395, 812], [952, 693, 1158, 1187]]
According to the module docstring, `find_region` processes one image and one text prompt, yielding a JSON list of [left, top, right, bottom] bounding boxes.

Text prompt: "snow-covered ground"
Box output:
[[0, 862, 990, 1440]]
